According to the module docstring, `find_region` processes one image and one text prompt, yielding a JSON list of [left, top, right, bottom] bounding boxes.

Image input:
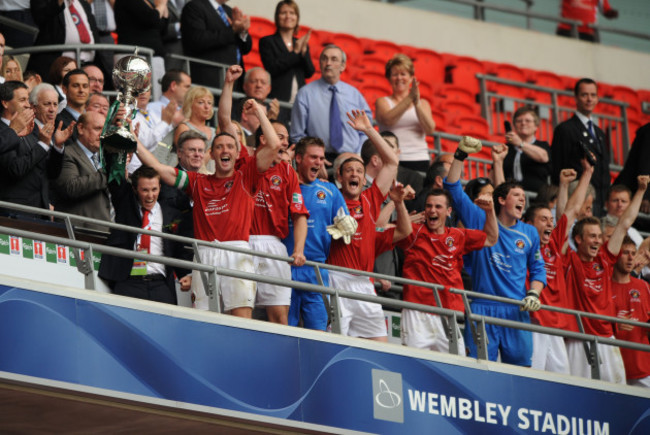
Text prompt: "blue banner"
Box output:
[[1, 284, 648, 434]]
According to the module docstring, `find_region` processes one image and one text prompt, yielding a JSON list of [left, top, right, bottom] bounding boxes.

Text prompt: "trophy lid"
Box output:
[[112, 56, 152, 96]]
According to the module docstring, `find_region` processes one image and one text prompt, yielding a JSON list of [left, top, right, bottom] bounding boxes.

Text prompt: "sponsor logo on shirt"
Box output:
[[292, 193, 303, 205]]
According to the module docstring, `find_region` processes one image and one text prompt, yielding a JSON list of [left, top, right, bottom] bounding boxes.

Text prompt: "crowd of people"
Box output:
[[0, 0, 649, 388]]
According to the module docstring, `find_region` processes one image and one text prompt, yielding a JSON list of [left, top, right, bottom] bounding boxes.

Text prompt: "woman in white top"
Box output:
[[376, 53, 436, 172]]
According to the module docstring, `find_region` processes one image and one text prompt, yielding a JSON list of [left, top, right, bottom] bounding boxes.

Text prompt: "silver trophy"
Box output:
[[101, 55, 152, 153]]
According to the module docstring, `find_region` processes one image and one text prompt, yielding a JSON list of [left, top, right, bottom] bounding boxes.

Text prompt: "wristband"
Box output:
[[526, 290, 539, 298], [454, 149, 468, 161]]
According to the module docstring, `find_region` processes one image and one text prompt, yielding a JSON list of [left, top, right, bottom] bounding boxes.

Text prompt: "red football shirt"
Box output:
[[175, 157, 258, 242], [248, 159, 308, 238], [612, 277, 650, 380], [398, 225, 486, 312], [565, 242, 618, 336], [327, 182, 393, 272], [531, 214, 572, 329]]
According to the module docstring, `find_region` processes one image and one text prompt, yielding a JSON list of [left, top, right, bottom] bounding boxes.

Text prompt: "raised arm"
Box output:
[[388, 184, 413, 243], [218, 65, 244, 142], [475, 193, 498, 247], [245, 99, 281, 172], [489, 144, 507, 187], [446, 136, 483, 184], [135, 139, 177, 186], [346, 109, 398, 196], [560, 158, 594, 223], [609, 175, 650, 256]]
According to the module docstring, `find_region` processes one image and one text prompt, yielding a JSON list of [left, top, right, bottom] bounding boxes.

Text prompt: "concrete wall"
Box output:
[[235, 0, 650, 89]]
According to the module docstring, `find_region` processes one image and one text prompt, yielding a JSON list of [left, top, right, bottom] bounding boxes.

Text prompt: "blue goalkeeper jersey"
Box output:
[[283, 179, 349, 263], [443, 179, 546, 302]]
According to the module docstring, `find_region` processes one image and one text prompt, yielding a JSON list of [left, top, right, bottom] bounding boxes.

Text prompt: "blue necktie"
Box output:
[[329, 86, 343, 152], [217, 5, 241, 65]]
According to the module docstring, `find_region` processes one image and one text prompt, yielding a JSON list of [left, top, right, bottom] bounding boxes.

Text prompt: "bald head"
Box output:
[[77, 111, 106, 152]]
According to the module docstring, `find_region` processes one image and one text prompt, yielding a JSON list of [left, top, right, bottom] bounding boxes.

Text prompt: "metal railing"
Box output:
[[1, 201, 649, 380]]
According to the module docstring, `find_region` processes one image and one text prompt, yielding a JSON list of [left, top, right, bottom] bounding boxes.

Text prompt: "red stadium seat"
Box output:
[[456, 116, 490, 140], [243, 51, 263, 69], [448, 55, 484, 96], [441, 84, 475, 105], [443, 100, 479, 123], [359, 84, 390, 115], [431, 108, 448, 132], [297, 26, 321, 57], [490, 63, 527, 98], [612, 85, 641, 111], [413, 49, 445, 86], [364, 40, 401, 62], [399, 44, 418, 59], [361, 57, 386, 75], [332, 33, 363, 65], [249, 17, 275, 40]]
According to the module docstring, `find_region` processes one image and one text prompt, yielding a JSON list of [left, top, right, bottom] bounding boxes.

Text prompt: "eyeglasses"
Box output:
[[88, 78, 104, 84]]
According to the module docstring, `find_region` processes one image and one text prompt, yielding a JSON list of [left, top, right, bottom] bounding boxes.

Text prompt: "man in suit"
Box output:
[[56, 69, 90, 134], [53, 111, 111, 230], [0, 81, 65, 215], [551, 78, 610, 217], [99, 165, 183, 304], [181, 0, 251, 89]]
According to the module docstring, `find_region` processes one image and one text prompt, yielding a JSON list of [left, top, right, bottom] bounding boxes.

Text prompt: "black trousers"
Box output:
[[113, 276, 176, 304]]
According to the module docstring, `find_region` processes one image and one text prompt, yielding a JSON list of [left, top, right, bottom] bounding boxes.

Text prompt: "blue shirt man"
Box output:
[[290, 45, 371, 156], [443, 139, 546, 366], [283, 137, 349, 330]]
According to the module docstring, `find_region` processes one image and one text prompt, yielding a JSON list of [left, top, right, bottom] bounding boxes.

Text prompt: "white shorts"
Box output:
[[628, 376, 650, 388], [329, 270, 387, 339], [566, 338, 626, 384], [191, 242, 256, 312], [531, 332, 570, 374], [249, 235, 291, 307], [401, 308, 465, 355]]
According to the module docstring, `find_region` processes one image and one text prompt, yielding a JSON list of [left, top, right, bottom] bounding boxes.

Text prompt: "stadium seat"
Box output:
[[361, 57, 386, 75], [490, 63, 527, 98], [358, 71, 389, 89], [413, 49, 445, 86], [448, 55, 484, 96], [243, 51, 263, 69], [443, 100, 479, 124], [456, 115, 491, 141], [364, 40, 401, 62], [332, 33, 364, 65], [431, 108, 448, 132], [612, 85, 641, 111], [441, 84, 475, 105], [359, 84, 390, 115], [249, 17, 276, 40], [297, 26, 321, 56]]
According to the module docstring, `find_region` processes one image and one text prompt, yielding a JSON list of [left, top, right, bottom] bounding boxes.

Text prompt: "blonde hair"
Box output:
[[182, 86, 214, 119], [385, 53, 414, 79], [2, 56, 23, 82]]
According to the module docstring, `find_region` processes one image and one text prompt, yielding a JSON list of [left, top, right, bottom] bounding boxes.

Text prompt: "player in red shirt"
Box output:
[[134, 98, 281, 319], [612, 238, 650, 388], [397, 188, 497, 354], [218, 65, 309, 325], [327, 110, 412, 341], [522, 160, 594, 374], [565, 175, 649, 383]]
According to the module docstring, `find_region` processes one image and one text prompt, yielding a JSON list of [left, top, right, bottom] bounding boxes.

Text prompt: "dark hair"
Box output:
[[606, 184, 632, 202], [23, 70, 39, 81], [535, 183, 558, 208], [464, 177, 492, 202], [339, 156, 364, 176], [212, 131, 237, 146], [379, 131, 399, 148], [131, 165, 160, 189], [0, 80, 28, 115], [295, 136, 324, 156], [47, 56, 76, 85], [161, 69, 187, 93], [493, 180, 523, 215], [254, 120, 287, 148], [572, 216, 601, 243], [62, 69, 88, 88], [423, 161, 448, 188], [621, 235, 635, 249], [522, 204, 550, 223], [274, 0, 300, 35], [426, 188, 452, 208], [360, 138, 377, 166], [574, 78, 597, 96]]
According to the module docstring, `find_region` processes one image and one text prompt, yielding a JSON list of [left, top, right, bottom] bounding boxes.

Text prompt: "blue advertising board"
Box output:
[[1, 283, 649, 434]]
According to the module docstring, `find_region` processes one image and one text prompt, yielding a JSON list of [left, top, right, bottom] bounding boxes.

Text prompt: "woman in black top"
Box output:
[[259, 0, 315, 104]]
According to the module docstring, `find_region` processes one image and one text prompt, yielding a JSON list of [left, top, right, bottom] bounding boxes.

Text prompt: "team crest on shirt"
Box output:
[[544, 247, 556, 262], [352, 205, 363, 218], [224, 180, 234, 191], [317, 190, 326, 200], [270, 175, 282, 191], [630, 289, 641, 300], [514, 239, 525, 253], [592, 263, 603, 272], [445, 237, 455, 249]]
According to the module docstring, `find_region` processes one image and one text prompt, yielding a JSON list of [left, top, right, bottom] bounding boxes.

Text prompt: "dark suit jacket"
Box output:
[[114, 0, 168, 56], [158, 164, 194, 277], [504, 139, 551, 192], [28, 0, 101, 80], [259, 32, 315, 103], [551, 114, 610, 215], [615, 123, 650, 201], [52, 141, 111, 230], [98, 175, 182, 303], [0, 122, 63, 212], [180, 0, 252, 88]]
